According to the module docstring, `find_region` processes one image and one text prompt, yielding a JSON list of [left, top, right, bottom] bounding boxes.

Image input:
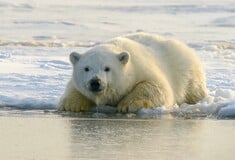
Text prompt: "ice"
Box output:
[[0, 51, 11, 59], [218, 101, 235, 119], [212, 16, 235, 27], [0, 0, 234, 119], [13, 20, 76, 26]]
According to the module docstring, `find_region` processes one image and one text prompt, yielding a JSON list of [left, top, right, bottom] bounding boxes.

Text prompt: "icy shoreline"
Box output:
[[0, 42, 234, 119]]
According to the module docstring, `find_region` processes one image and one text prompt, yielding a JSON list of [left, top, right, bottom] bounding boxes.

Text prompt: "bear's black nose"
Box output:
[[89, 78, 103, 92]]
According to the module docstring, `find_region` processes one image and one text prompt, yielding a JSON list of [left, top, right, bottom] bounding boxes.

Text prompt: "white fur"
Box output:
[[58, 32, 207, 112]]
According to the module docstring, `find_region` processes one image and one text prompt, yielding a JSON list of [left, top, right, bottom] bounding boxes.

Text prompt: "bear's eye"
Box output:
[[104, 66, 110, 72], [84, 67, 89, 72]]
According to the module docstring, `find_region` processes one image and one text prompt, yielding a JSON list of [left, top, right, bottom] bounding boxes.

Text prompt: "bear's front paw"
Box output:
[[58, 98, 91, 112], [117, 100, 154, 113]]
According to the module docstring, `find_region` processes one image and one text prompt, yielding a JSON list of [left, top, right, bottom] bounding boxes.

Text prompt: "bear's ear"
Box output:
[[70, 52, 81, 64], [117, 52, 129, 65]]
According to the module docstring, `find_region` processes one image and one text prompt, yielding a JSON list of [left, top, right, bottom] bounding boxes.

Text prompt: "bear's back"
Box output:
[[121, 33, 205, 104], [122, 32, 201, 77]]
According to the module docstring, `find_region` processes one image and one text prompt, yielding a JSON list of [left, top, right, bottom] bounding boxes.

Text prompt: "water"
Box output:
[[0, 0, 235, 159], [0, 116, 235, 160]]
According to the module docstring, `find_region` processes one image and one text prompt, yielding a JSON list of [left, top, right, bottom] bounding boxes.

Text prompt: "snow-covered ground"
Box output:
[[0, 0, 234, 119]]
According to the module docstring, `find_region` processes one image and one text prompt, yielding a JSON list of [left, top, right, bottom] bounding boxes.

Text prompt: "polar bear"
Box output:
[[58, 32, 207, 113]]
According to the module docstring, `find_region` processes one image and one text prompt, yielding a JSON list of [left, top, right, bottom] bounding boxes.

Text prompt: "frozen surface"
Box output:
[[0, 0, 235, 119]]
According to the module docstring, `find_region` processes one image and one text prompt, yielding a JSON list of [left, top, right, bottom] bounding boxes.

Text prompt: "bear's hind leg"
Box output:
[[185, 79, 207, 104], [117, 81, 174, 113]]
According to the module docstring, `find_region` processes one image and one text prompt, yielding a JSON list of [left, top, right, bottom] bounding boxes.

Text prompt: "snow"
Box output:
[[0, 0, 234, 119]]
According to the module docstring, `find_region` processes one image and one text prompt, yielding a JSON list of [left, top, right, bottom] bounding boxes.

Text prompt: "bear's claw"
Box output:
[[117, 100, 153, 113], [58, 98, 91, 112]]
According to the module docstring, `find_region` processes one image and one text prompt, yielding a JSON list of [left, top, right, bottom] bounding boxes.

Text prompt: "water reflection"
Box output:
[[69, 119, 203, 160], [0, 117, 235, 160]]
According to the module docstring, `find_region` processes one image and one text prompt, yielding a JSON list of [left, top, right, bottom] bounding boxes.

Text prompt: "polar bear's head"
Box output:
[[70, 46, 134, 105]]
